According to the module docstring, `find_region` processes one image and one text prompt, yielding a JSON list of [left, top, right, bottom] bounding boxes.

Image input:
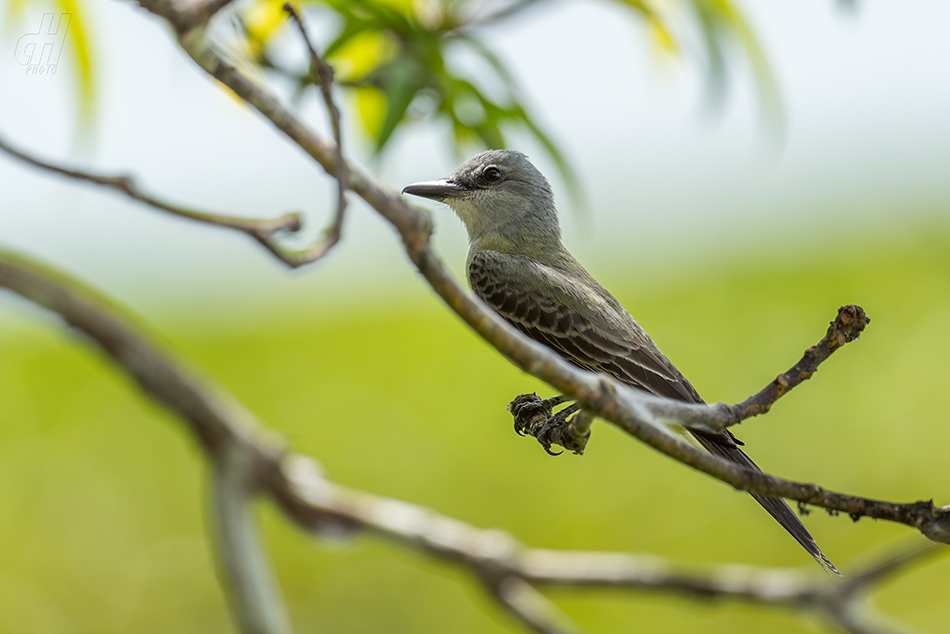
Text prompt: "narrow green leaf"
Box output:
[[56, 0, 96, 130], [374, 58, 424, 151]]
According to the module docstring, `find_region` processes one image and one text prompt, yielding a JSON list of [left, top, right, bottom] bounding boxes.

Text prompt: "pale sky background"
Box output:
[[1, 0, 949, 323]]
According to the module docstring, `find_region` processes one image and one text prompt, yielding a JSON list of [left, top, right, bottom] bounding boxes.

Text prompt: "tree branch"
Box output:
[[1, 0, 935, 545], [0, 247, 944, 634], [0, 132, 303, 262], [492, 577, 580, 634], [600, 303, 871, 439], [734, 304, 871, 421], [212, 442, 293, 634]]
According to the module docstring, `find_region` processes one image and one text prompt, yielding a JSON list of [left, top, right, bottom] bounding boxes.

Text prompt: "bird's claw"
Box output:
[[536, 415, 565, 456], [507, 393, 576, 455], [508, 393, 554, 436]]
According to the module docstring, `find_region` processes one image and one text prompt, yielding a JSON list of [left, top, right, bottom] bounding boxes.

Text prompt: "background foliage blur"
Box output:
[[1, 0, 949, 633]]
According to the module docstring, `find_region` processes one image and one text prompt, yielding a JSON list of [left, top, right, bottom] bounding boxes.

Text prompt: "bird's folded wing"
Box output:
[[469, 250, 701, 403], [469, 252, 839, 574]]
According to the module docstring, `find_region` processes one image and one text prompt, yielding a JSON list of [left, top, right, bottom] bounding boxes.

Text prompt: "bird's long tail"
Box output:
[[693, 430, 841, 576]]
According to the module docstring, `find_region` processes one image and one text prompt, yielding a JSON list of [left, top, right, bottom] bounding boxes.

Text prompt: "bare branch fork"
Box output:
[[84, 0, 942, 545], [0, 0, 941, 543], [1, 250, 945, 634], [0, 23, 349, 271]]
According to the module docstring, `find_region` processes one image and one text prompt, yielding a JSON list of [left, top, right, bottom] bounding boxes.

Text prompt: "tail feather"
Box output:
[[693, 430, 841, 576]]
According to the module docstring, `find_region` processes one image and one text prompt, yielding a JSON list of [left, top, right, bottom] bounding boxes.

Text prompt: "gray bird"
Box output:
[[402, 149, 839, 575]]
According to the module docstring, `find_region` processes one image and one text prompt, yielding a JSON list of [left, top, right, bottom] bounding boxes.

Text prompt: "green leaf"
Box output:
[[374, 57, 425, 150]]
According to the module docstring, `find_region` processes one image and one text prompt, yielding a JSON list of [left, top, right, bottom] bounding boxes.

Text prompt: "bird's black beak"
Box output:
[[401, 179, 467, 201]]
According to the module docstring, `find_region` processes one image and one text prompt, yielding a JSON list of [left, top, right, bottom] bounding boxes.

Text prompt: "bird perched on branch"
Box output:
[[402, 149, 838, 575]]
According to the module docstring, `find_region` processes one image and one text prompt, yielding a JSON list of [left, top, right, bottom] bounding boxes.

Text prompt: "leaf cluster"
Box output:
[[238, 0, 781, 199], [3, 0, 783, 188], [243, 0, 572, 179]]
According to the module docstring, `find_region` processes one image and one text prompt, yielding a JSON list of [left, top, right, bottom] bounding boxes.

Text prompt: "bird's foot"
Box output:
[[533, 405, 580, 456], [507, 394, 589, 455], [508, 393, 565, 436]]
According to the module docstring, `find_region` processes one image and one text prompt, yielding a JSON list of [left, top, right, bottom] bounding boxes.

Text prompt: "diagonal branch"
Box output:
[[0, 246, 944, 634]]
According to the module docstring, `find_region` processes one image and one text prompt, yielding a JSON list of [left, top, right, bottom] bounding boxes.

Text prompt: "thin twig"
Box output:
[[0, 248, 945, 634], [536, 303, 871, 449], [0, 132, 303, 258], [733, 304, 871, 421], [280, 2, 348, 266]]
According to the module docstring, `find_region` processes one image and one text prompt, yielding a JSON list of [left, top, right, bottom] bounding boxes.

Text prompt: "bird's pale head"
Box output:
[[402, 150, 560, 245]]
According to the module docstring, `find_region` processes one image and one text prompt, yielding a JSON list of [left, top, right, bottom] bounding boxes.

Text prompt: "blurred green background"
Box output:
[[3, 0, 950, 632], [1, 218, 948, 633]]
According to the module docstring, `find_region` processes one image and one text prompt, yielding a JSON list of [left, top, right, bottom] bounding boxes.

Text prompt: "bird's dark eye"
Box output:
[[483, 166, 503, 182]]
